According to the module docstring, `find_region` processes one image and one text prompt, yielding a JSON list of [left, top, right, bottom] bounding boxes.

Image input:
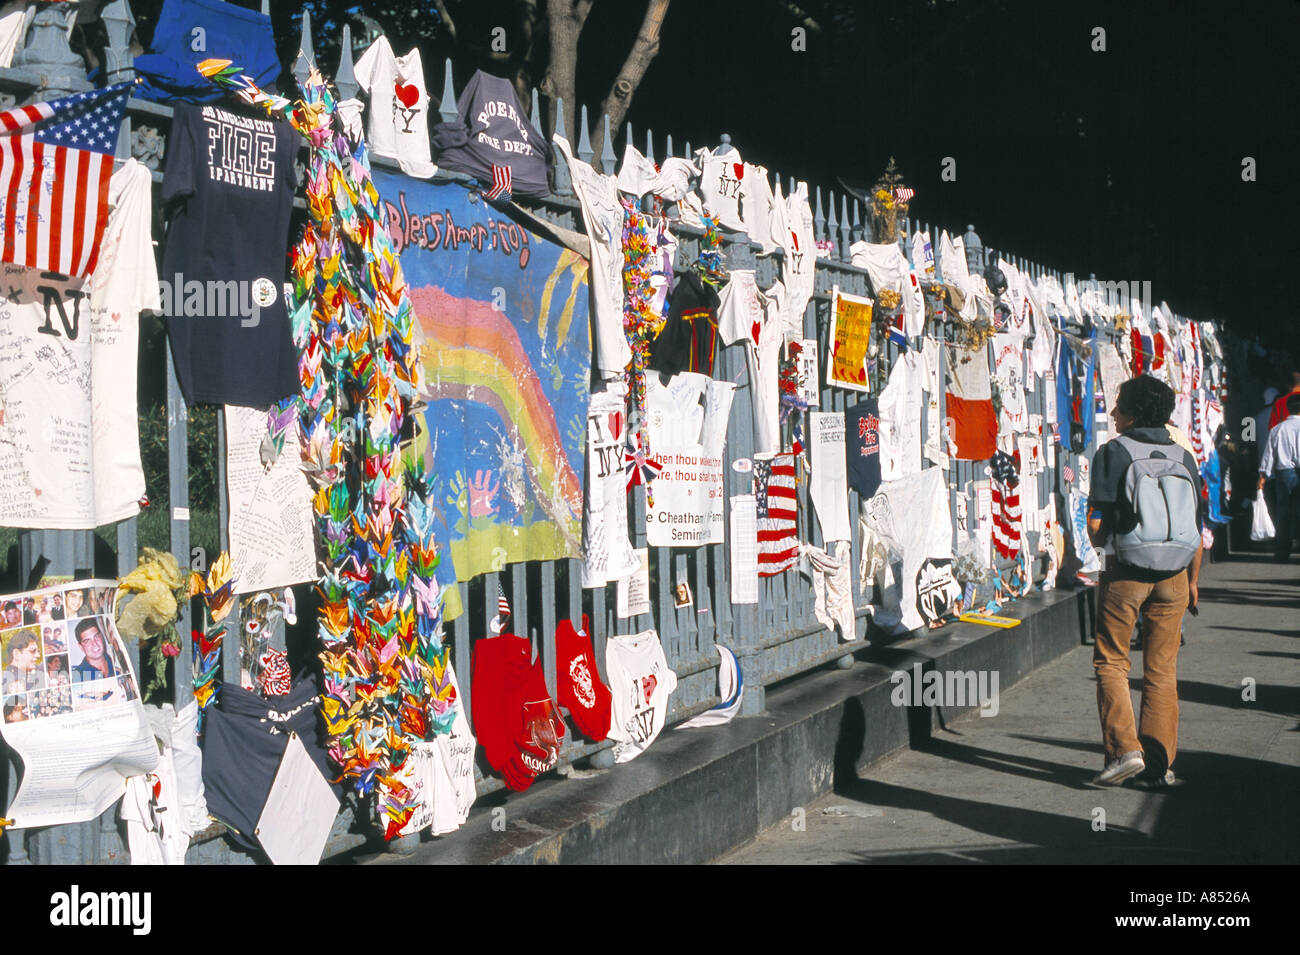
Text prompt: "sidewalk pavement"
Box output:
[[719, 553, 1300, 864]]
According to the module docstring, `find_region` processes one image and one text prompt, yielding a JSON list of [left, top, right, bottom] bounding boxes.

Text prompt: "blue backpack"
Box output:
[[1112, 435, 1200, 572]]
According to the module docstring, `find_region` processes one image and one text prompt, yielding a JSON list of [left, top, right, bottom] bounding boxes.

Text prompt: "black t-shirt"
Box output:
[[648, 271, 721, 379], [162, 102, 300, 407], [845, 398, 883, 498], [1089, 426, 1204, 580]]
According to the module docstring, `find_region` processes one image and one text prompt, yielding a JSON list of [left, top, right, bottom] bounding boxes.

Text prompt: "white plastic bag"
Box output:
[[1250, 490, 1275, 541]]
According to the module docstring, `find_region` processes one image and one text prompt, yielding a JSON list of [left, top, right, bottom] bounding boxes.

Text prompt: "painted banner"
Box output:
[[645, 372, 734, 547], [378, 174, 591, 607], [827, 286, 874, 392]]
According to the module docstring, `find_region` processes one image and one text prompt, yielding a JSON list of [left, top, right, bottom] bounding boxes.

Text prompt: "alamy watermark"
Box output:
[[49, 885, 151, 935], [890, 663, 1000, 717], [157, 273, 281, 328]]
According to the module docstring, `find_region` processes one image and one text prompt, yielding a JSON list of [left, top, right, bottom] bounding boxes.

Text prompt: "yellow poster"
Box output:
[[828, 286, 874, 392]]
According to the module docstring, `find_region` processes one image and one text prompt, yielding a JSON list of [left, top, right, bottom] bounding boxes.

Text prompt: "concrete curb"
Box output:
[[363, 586, 1094, 865]]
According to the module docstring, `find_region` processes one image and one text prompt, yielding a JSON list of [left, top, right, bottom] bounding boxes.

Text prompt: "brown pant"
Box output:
[[1093, 571, 1187, 772]]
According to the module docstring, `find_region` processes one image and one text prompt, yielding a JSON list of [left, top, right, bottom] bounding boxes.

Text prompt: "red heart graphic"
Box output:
[[732, 163, 744, 179], [394, 82, 419, 109], [608, 411, 623, 438], [751, 320, 762, 345], [111, 312, 121, 323], [790, 230, 799, 252], [642, 673, 657, 704]]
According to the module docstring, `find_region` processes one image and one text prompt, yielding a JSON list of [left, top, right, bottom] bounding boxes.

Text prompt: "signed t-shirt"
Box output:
[[605, 629, 677, 763], [161, 102, 300, 408], [354, 36, 437, 178], [0, 160, 159, 528], [845, 397, 883, 498]]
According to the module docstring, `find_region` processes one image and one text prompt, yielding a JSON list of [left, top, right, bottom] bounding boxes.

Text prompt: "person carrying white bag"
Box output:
[[1257, 391, 1300, 561]]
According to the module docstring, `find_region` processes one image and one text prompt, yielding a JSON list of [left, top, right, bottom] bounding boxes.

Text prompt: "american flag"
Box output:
[[483, 162, 512, 201], [0, 83, 134, 278], [1062, 461, 1075, 485], [754, 454, 798, 576], [990, 451, 1023, 560], [893, 186, 915, 204], [496, 580, 511, 620]]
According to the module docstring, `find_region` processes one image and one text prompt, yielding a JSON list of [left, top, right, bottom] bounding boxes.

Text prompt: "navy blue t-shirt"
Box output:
[[845, 398, 883, 498], [162, 102, 300, 407]]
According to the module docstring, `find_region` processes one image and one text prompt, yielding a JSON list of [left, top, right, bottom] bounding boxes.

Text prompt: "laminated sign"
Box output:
[[378, 173, 592, 612], [644, 372, 734, 547], [0, 580, 157, 828]]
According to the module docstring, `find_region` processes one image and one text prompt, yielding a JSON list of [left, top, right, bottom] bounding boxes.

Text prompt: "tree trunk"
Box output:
[[590, 0, 671, 159], [542, 0, 592, 143]]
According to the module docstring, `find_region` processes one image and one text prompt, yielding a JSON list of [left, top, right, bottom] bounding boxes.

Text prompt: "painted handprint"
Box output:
[[467, 469, 501, 520]]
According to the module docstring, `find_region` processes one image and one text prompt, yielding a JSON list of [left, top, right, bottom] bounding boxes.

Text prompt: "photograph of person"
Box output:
[[62, 588, 87, 620], [70, 618, 119, 685], [2, 600, 23, 628], [3, 694, 28, 724], [42, 623, 67, 656], [674, 580, 693, 609], [22, 596, 37, 625], [3, 628, 46, 696], [45, 654, 70, 689]]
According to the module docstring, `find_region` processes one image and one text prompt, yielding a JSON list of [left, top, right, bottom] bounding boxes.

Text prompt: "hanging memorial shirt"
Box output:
[[694, 146, 748, 232], [606, 629, 678, 764], [354, 36, 437, 178], [378, 173, 590, 601], [553, 136, 629, 382], [809, 412, 850, 542], [0, 160, 159, 528], [161, 102, 300, 407], [778, 182, 816, 337], [845, 397, 883, 498], [581, 388, 641, 588], [877, 351, 923, 481], [430, 69, 550, 196], [649, 271, 721, 379], [135, 0, 279, 104], [718, 271, 784, 458]]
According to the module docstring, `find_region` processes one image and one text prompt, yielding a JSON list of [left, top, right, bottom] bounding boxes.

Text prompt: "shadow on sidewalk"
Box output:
[[836, 743, 1300, 864], [1212, 626, 1300, 639], [1122, 677, 1300, 718]]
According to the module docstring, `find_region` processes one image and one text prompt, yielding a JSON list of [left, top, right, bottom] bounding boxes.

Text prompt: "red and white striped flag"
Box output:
[[754, 453, 799, 576], [0, 82, 134, 278], [893, 186, 915, 204], [483, 162, 512, 201], [496, 580, 511, 620]]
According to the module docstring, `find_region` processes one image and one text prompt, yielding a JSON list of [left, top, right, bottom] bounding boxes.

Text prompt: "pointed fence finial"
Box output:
[[530, 87, 541, 131], [577, 104, 593, 164], [665, 133, 673, 158], [839, 193, 851, 261], [438, 58, 458, 124], [600, 113, 616, 174], [814, 186, 826, 242], [645, 128, 654, 165], [336, 24, 359, 100], [293, 9, 315, 86]]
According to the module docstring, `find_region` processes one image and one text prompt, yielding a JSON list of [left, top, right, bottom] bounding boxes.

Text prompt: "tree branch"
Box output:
[[432, 0, 458, 41], [774, 0, 824, 33], [591, 0, 671, 158]]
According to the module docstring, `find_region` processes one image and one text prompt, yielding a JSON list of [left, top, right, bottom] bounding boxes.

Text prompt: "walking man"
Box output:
[[1087, 376, 1203, 786], [1258, 392, 1300, 562]]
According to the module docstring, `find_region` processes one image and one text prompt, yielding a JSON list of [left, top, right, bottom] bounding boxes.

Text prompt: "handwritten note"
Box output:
[[225, 406, 316, 595], [729, 495, 759, 605], [827, 287, 874, 393]]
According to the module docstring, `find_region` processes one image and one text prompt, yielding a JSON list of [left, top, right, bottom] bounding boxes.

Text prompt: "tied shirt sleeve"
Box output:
[[160, 106, 196, 206]]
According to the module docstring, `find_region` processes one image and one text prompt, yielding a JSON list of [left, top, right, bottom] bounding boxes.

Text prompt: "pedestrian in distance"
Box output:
[[1258, 391, 1300, 563]]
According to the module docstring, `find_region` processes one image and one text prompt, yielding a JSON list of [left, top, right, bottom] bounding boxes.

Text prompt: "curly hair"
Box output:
[[1115, 374, 1175, 429]]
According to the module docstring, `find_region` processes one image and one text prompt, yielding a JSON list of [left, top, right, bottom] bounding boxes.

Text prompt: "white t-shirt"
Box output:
[[851, 240, 924, 339], [718, 271, 785, 458], [354, 36, 437, 178], [778, 182, 815, 337], [740, 163, 776, 254], [430, 663, 476, 835], [606, 629, 678, 763], [554, 135, 630, 382], [0, 160, 159, 528], [617, 143, 658, 197], [653, 157, 699, 202], [695, 147, 748, 232], [582, 388, 641, 587], [877, 351, 923, 481]]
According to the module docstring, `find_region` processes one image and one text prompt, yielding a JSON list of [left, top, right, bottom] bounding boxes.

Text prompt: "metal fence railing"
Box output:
[[0, 0, 1222, 864]]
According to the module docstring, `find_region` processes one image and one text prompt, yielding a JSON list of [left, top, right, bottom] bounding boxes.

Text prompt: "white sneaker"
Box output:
[[1094, 750, 1145, 785]]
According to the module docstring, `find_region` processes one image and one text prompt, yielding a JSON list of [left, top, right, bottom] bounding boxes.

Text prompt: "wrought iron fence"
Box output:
[[0, 0, 1212, 864]]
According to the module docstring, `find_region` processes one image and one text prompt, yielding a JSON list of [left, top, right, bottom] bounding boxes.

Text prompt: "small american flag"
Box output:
[[1062, 462, 1075, 484], [483, 162, 512, 201], [893, 186, 915, 204], [0, 82, 134, 277], [754, 454, 798, 576], [496, 580, 511, 620]]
